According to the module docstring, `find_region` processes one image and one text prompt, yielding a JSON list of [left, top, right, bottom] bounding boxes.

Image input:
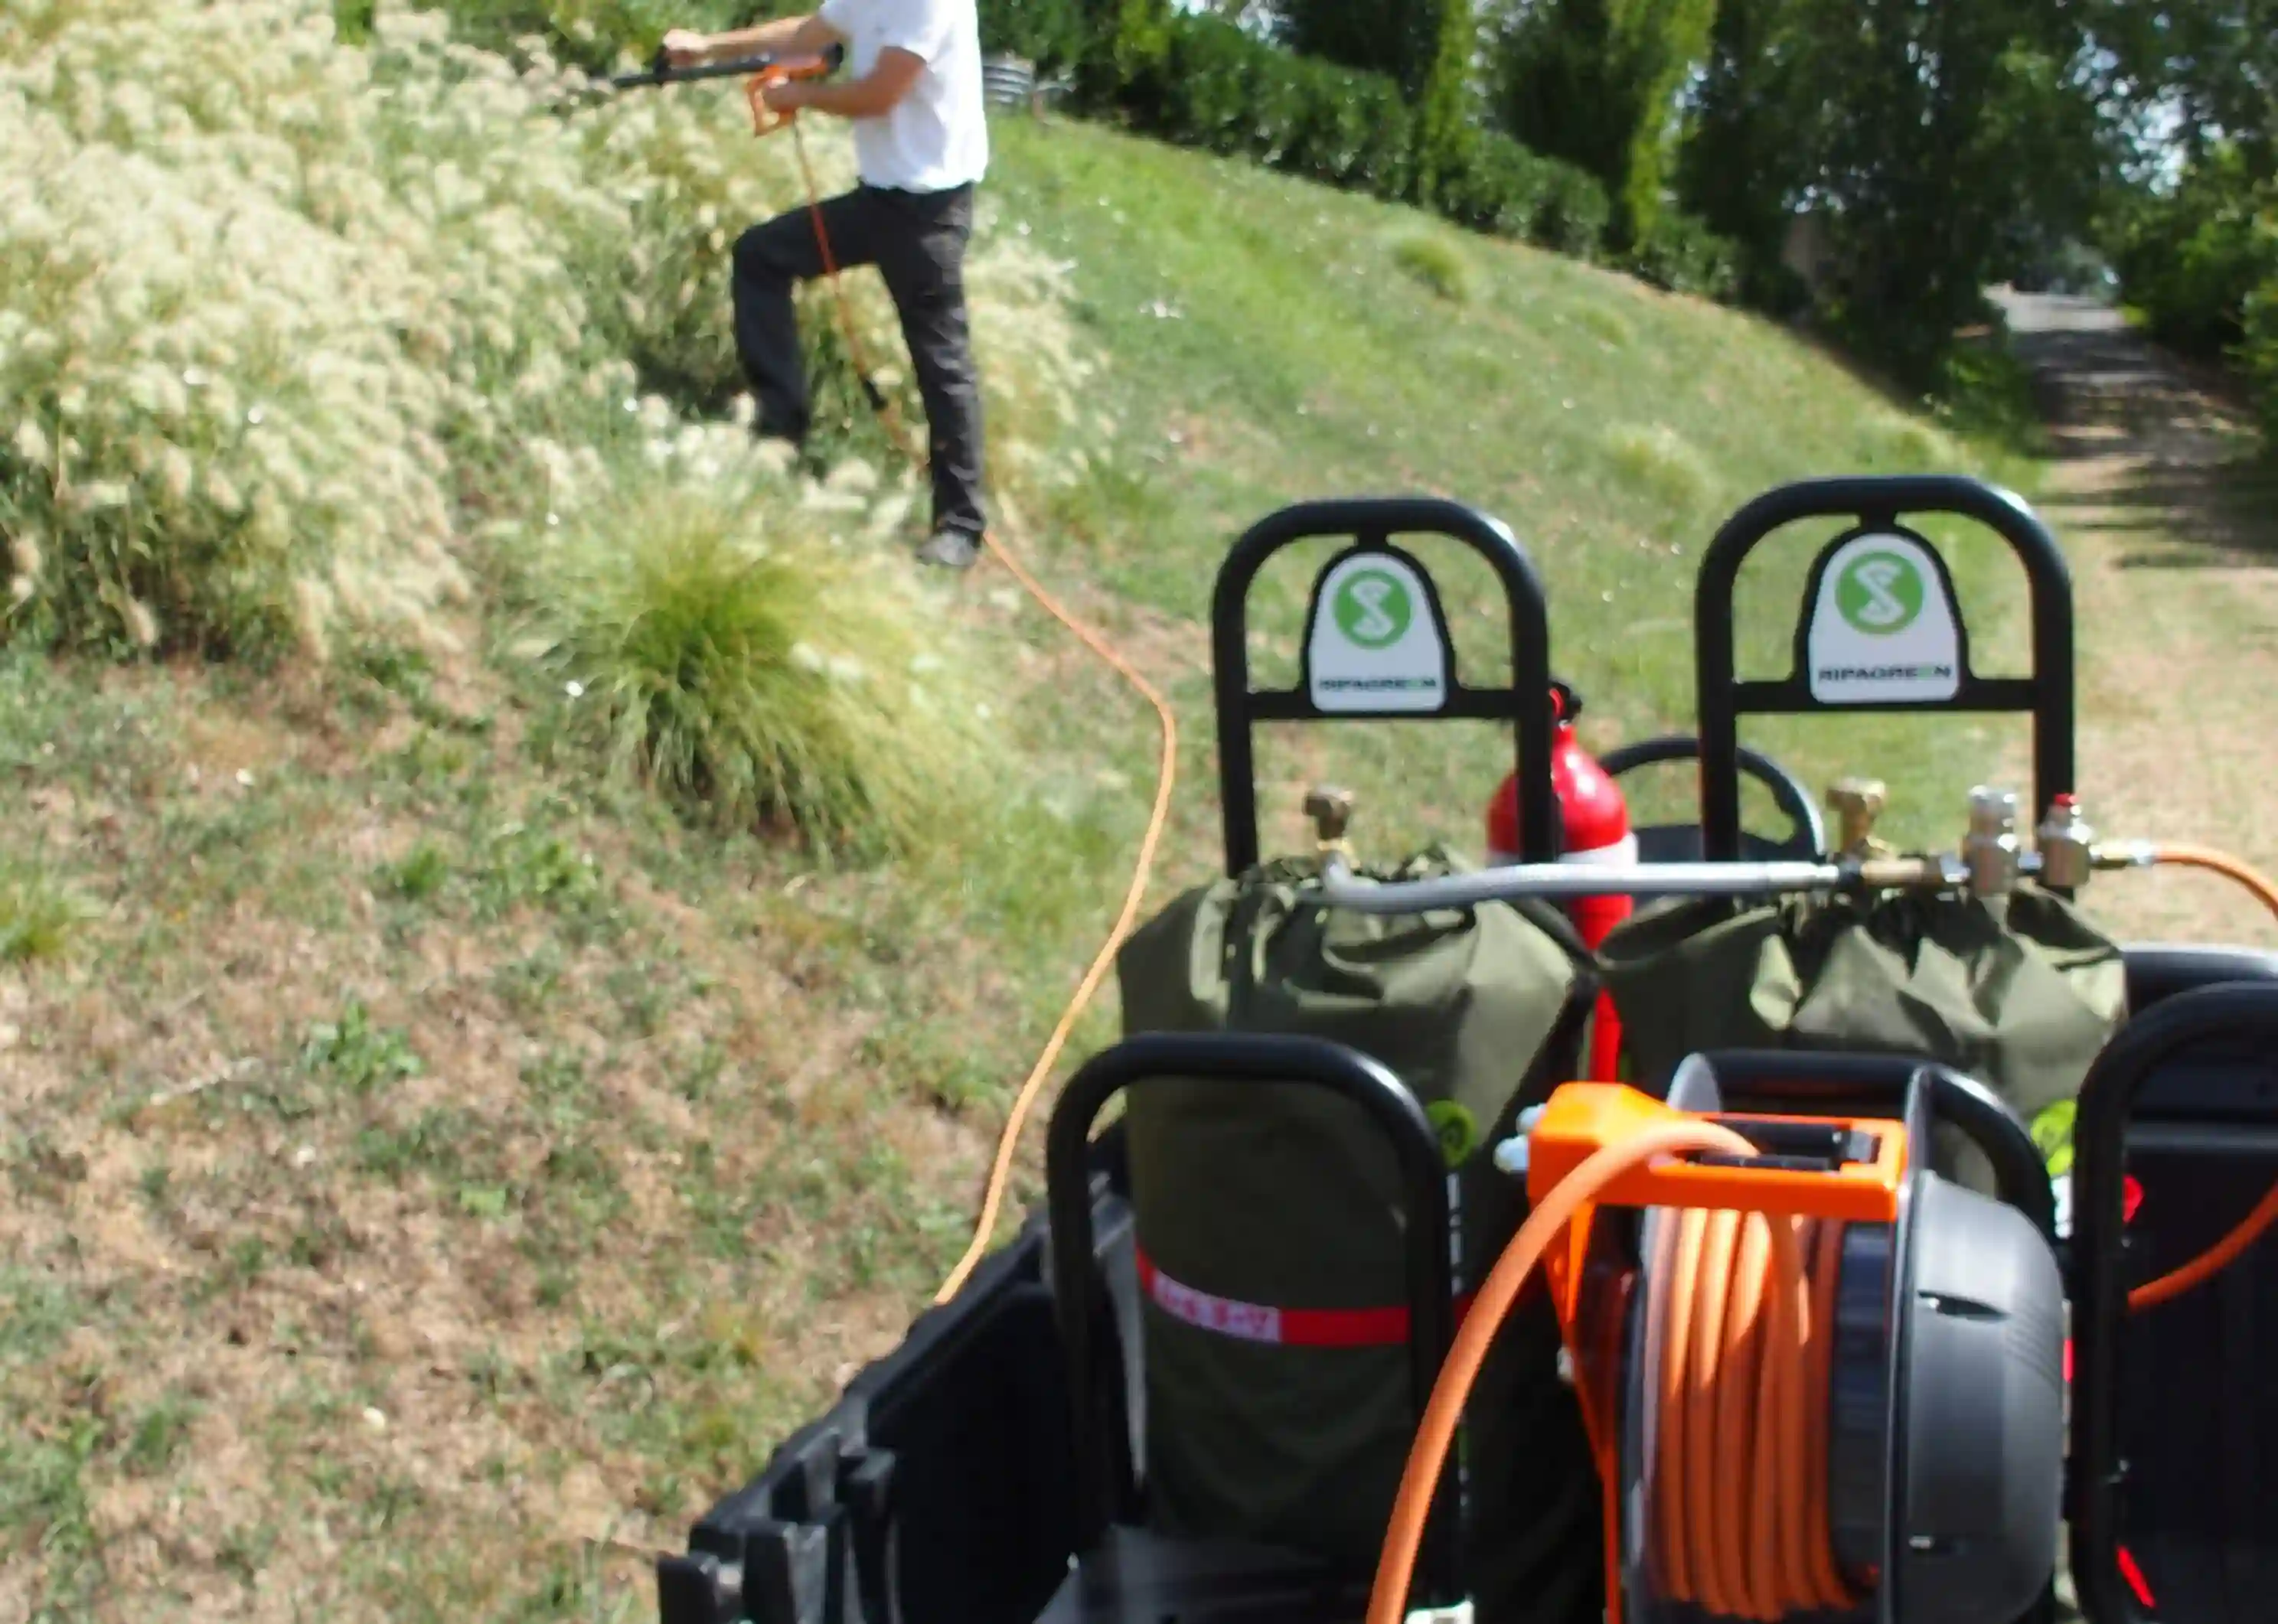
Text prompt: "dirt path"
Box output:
[[1990, 289, 2278, 948]]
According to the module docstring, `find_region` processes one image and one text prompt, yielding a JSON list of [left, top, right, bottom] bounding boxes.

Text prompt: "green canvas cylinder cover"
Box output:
[[1596, 885, 2129, 1190], [1114, 848, 1604, 1624]]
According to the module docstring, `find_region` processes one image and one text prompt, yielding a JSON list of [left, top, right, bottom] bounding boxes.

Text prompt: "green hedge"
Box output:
[[1114, 15, 1608, 258], [2245, 280, 2278, 441], [2107, 150, 2276, 360], [1431, 125, 1610, 256], [1620, 206, 1740, 298]]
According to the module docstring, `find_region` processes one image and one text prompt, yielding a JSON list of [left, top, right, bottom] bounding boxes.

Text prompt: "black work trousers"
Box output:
[[731, 181, 987, 540]]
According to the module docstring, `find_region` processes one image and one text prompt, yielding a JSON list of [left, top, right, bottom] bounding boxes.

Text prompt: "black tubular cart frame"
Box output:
[[1044, 1032, 1464, 1610], [2071, 980, 2278, 1624], [1693, 475, 2077, 862], [1211, 496, 1561, 874]]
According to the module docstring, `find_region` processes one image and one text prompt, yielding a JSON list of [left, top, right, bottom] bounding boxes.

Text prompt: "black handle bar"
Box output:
[[1212, 496, 1559, 873], [1044, 1032, 1464, 1605], [1695, 475, 2076, 862], [2068, 981, 2278, 1624]]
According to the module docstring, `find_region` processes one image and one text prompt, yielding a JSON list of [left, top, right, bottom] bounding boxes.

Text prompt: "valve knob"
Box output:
[[1828, 777, 1889, 856], [1304, 785, 1356, 847]]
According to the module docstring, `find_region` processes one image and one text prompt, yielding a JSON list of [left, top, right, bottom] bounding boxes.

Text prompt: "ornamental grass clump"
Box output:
[[523, 454, 994, 860]]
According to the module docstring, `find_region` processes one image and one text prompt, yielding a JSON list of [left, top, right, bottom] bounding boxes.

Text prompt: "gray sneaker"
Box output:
[[916, 528, 981, 570]]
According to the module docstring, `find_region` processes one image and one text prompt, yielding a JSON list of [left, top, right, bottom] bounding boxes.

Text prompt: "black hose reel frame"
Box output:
[[1212, 496, 1562, 874], [1693, 475, 2077, 869], [2071, 980, 2278, 1624]]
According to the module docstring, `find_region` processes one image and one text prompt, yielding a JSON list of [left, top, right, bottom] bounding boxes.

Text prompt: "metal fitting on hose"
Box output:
[[2035, 792, 2096, 891], [1855, 854, 1961, 892], [2090, 840, 2159, 871]]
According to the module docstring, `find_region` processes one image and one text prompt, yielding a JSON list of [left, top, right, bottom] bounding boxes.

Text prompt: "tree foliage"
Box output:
[[2090, 0, 2278, 174], [1281, 0, 1456, 100], [1487, 0, 1716, 243], [1673, 0, 2103, 381], [2082, 0, 2278, 428]]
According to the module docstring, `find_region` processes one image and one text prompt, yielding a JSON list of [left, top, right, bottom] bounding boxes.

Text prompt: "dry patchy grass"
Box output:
[[0, 651, 1031, 1618]]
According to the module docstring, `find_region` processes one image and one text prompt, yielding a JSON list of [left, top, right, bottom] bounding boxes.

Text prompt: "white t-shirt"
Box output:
[[817, 0, 989, 193]]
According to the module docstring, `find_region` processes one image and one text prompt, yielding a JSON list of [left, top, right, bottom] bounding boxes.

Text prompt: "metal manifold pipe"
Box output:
[[1313, 851, 1962, 914], [1295, 782, 2113, 917]]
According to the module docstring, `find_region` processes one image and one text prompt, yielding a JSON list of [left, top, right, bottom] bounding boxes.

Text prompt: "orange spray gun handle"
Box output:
[[745, 51, 833, 138]]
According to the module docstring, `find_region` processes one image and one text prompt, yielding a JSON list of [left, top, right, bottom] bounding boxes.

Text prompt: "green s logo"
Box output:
[[1836, 551, 1926, 635], [1333, 569, 1413, 650]]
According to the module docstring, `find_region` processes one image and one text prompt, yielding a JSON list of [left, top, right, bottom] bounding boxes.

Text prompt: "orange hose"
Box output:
[[2143, 842, 2278, 928], [928, 536, 1177, 1304], [2130, 1179, 2278, 1311], [771, 119, 1181, 1308]]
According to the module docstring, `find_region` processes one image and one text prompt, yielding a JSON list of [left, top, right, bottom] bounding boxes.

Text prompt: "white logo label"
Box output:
[[1147, 1269, 1284, 1344], [1307, 553, 1449, 714], [1805, 533, 1962, 704]]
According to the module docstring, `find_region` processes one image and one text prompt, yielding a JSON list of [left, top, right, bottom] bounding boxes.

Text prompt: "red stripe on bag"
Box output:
[[1134, 1245, 1474, 1347]]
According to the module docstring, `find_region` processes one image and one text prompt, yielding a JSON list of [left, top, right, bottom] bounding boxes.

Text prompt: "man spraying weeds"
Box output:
[[662, 0, 991, 570]]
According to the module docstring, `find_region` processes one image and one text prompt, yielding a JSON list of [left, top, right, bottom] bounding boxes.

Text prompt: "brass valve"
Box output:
[[1304, 785, 1356, 855], [1827, 777, 1891, 859]]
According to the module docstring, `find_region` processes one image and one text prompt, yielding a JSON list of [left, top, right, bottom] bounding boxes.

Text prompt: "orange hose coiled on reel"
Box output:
[[1646, 1207, 1858, 1621], [1361, 840, 2278, 1624], [1366, 1135, 1877, 1624], [1365, 1120, 1876, 1624]]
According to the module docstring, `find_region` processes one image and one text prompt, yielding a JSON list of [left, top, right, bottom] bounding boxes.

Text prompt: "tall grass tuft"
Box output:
[[0, 859, 93, 964], [527, 474, 992, 859], [1602, 422, 1716, 514], [1390, 230, 1474, 304]]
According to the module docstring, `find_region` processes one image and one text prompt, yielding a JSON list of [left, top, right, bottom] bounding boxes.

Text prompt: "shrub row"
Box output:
[[1430, 125, 1611, 259], [1109, 15, 1611, 259], [1079, 14, 1743, 295], [1620, 206, 1741, 299]]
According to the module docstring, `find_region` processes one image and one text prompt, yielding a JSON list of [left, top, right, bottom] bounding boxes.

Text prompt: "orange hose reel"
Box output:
[[1521, 1078, 2066, 1624]]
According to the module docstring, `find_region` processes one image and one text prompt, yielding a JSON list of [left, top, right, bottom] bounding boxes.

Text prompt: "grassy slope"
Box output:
[[988, 120, 2046, 860], [2, 113, 2053, 1620]]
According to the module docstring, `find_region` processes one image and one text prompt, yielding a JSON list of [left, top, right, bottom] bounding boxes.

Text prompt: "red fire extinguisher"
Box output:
[[1484, 681, 1634, 1081]]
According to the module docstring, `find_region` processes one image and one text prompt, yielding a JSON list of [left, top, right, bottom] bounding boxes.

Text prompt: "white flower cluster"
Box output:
[[0, 0, 1108, 660]]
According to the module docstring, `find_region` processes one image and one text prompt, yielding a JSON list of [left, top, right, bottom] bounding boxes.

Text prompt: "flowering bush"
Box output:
[[0, 0, 1107, 662]]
